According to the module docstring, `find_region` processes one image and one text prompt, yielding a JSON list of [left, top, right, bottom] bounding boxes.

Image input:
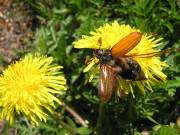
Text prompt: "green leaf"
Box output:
[[66, 117, 77, 129], [167, 79, 180, 88], [152, 125, 179, 135], [164, 22, 174, 33], [76, 127, 92, 135]]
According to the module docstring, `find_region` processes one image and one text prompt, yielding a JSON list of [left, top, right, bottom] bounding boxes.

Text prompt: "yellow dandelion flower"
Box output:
[[0, 54, 67, 125], [73, 21, 168, 101]]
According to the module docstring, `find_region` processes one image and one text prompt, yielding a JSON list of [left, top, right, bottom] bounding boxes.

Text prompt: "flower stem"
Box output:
[[62, 103, 88, 127], [97, 102, 107, 135]]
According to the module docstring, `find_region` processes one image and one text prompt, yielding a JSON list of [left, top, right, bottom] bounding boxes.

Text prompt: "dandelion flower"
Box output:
[[0, 54, 67, 125], [73, 21, 168, 98]]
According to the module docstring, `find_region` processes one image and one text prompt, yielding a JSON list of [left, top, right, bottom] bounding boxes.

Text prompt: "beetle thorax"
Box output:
[[94, 50, 112, 62]]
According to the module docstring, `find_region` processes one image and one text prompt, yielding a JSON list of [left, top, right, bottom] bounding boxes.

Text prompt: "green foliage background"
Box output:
[[3, 0, 180, 134]]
